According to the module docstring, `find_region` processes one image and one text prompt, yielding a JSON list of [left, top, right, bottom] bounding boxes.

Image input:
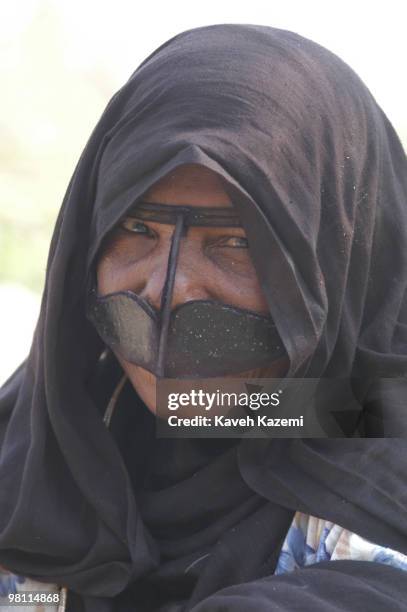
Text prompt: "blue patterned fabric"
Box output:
[[275, 512, 407, 575], [0, 571, 25, 597]]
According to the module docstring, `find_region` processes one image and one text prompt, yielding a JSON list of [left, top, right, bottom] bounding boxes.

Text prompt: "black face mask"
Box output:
[[86, 202, 286, 378]]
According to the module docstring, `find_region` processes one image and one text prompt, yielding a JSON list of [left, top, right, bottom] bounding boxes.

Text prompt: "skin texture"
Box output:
[[96, 164, 288, 413]]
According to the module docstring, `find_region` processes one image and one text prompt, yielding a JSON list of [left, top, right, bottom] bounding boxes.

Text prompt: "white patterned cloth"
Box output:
[[2, 511, 407, 610], [275, 511, 407, 575]]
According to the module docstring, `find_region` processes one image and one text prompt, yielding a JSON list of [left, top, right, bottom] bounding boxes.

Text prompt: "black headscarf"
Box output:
[[1, 24, 407, 612]]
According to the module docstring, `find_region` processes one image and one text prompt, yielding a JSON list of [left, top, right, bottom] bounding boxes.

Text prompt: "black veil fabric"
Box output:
[[1, 23, 407, 611]]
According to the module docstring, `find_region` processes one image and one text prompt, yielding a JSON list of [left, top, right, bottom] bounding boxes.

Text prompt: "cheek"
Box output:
[[230, 277, 269, 314], [96, 235, 125, 294], [96, 257, 117, 294], [205, 256, 270, 314], [96, 240, 144, 294], [220, 277, 266, 309], [97, 257, 135, 295], [95, 230, 152, 294]]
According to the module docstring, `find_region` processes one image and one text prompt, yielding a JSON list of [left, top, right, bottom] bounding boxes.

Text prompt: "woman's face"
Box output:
[[96, 164, 288, 413]]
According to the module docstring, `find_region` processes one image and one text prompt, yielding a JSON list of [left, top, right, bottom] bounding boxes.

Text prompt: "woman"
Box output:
[[1, 23, 407, 612]]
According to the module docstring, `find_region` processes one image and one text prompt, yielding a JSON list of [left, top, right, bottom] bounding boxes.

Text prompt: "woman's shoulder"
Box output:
[[0, 565, 65, 611]]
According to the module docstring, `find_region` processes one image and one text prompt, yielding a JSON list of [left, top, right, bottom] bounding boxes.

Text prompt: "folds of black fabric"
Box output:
[[66, 367, 407, 612], [188, 562, 407, 612], [0, 23, 407, 612], [91, 376, 295, 611]]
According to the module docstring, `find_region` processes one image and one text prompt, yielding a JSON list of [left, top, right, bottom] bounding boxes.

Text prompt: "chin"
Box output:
[[116, 354, 289, 417]]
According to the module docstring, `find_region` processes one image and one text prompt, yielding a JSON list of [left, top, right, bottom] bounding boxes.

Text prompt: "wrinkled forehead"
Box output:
[[120, 163, 242, 228], [141, 163, 232, 204]]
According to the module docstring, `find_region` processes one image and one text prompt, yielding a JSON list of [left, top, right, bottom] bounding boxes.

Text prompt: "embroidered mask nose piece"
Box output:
[[86, 202, 286, 378]]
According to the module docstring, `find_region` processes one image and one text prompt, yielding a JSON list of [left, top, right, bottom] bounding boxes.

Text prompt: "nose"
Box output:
[[136, 237, 212, 311]]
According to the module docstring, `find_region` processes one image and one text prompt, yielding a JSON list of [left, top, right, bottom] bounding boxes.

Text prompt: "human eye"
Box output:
[[120, 218, 155, 236], [216, 235, 249, 248]]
